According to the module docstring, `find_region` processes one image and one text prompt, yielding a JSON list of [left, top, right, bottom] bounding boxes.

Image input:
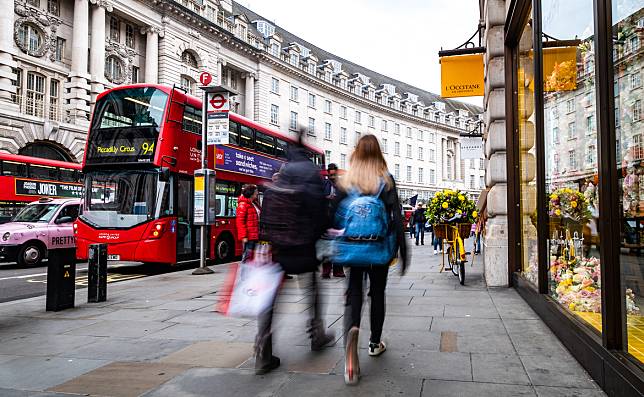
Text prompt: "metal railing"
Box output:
[[12, 94, 64, 122]]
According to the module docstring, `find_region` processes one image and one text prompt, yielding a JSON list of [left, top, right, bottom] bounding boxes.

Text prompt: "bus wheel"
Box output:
[[215, 236, 234, 263], [18, 241, 45, 267]]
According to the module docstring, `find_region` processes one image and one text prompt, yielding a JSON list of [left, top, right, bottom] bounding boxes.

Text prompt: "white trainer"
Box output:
[[368, 341, 387, 356]]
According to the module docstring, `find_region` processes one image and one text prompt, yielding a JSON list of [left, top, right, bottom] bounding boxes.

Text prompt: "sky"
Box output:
[[238, 0, 484, 107]]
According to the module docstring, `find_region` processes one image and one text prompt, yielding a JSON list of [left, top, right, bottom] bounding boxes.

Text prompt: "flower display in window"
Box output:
[[549, 187, 592, 223]]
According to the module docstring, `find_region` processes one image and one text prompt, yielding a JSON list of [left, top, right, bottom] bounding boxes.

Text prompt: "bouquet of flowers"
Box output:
[[426, 189, 478, 225], [549, 188, 592, 223], [550, 256, 640, 315]]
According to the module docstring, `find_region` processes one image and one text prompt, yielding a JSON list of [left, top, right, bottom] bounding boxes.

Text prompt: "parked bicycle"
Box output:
[[434, 213, 471, 285]]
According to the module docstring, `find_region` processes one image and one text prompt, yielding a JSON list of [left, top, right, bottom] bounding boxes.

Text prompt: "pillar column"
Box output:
[[0, 0, 18, 110], [67, 0, 91, 124], [89, 0, 110, 103], [455, 141, 461, 181], [216, 59, 224, 86], [144, 27, 159, 83], [245, 73, 255, 119]]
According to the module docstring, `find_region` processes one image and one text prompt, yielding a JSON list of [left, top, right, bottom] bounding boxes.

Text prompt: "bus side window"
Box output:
[[2, 161, 27, 177], [29, 164, 58, 180], [275, 139, 288, 159], [255, 131, 275, 156], [59, 168, 77, 182], [182, 105, 202, 134], [228, 121, 239, 145], [239, 125, 254, 150]]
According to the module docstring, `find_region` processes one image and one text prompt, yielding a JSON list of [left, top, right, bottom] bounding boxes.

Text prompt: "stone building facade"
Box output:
[[0, 0, 484, 200]]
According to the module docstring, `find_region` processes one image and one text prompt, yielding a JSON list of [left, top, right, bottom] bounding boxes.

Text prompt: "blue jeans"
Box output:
[[415, 223, 424, 245], [432, 235, 443, 251]]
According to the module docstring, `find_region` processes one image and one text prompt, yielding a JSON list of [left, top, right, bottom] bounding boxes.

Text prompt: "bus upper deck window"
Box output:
[[239, 125, 254, 150], [228, 121, 239, 145], [1, 161, 27, 177], [275, 139, 288, 159], [255, 131, 275, 156]]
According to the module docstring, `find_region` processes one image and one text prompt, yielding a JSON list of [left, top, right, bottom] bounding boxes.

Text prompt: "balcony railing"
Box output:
[[12, 95, 64, 122]]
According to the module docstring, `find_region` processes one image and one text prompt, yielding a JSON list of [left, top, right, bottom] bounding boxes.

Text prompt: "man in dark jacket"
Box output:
[[256, 134, 334, 375], [411, 203, 426, 246]]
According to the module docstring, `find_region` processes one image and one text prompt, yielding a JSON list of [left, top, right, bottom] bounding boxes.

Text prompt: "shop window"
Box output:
[[516, 14, 538, 287], [614, 2, 644, 365]]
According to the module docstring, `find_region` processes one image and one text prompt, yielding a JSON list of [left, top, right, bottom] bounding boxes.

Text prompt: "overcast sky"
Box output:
[[238, 0, 484, 107]]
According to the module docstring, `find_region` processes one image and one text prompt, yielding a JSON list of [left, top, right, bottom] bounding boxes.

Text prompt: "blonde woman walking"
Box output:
[[331, 134, 409, 385]]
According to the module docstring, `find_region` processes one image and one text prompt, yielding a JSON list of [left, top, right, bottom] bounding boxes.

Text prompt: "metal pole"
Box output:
[[193, 89, 213, 275]]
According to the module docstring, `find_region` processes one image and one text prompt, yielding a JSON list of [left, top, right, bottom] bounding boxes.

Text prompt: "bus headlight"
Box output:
[[2, 232, 10, 241]]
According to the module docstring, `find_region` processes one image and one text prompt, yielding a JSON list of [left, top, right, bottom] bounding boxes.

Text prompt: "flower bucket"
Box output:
[[433, 223, 472, 241]]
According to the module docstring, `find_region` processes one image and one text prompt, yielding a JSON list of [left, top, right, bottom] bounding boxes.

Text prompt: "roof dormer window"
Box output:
[[290, 53, 298, 66]]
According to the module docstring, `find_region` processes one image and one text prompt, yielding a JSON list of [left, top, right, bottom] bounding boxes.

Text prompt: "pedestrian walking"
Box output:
[[412, 203, 426, 246], [236, 184, 260, 262], [433, 228, 443, 255], [256, 133, 335, 375], [322, 163, 345, 279], [332, 134, 408, 385]]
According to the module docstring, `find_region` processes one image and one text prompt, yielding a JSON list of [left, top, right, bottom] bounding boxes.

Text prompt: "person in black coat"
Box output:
[[411, 203, 427, 245], [256, 134, 334, 375]]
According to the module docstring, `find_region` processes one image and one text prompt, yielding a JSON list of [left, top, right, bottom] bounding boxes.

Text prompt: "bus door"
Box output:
[[176, 175, 199, 261]]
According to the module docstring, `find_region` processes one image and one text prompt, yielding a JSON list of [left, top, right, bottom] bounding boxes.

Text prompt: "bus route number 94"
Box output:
[[141, 142, 155, 155]]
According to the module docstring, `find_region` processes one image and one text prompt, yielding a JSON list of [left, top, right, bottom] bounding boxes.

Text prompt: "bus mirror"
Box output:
[[159, 167, 171, 182]]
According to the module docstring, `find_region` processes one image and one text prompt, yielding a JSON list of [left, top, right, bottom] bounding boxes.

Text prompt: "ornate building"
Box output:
[[0, 0, 484, 199]]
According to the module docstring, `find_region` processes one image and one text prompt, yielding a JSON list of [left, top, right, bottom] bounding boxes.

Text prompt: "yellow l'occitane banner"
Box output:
[[440, 54, 484, 98]]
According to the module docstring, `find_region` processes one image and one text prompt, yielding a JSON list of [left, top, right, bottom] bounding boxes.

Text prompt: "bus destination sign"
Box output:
[[215, 146, 283, 180], [15, 178, 83, 198], [86, 129, 158, 164]]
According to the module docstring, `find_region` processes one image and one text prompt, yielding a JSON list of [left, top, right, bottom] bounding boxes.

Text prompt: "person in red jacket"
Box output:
[[236, 184, 260, 262]]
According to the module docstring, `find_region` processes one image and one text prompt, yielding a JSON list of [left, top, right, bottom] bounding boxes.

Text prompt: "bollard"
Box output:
[[46, 248, 76, 311], [88, 243, 108, 303]]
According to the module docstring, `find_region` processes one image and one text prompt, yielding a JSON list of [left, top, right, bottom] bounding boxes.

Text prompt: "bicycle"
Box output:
[[435, 214, 470, 285]]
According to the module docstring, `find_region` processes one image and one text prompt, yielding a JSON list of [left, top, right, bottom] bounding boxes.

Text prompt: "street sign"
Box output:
[[208, 93, 229, 111], [199, 71, 213, 86], [207, 91, 229, 145], [460, 136, 483, 159]]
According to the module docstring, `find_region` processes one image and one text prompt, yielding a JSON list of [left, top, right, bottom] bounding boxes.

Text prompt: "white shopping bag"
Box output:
[[219, 243, 284, 318]]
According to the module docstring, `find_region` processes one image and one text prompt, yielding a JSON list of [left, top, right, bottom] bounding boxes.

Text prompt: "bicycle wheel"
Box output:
[[458, 260, 465, 285], [446, 246, 455, 272]]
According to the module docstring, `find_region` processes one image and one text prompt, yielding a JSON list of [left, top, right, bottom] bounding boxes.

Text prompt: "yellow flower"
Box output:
[[569, 303, 576, 311], [432, 198, 438, 203], [570, 201, 577, 208], [442, 202, 449, 209], [555, 209, 561, 216], [472, 211, 478, 218], [458, 195, 465, 201], [457, 209, 462, 214], [585, 286, 595, 292], [551, 194, 558, 200]]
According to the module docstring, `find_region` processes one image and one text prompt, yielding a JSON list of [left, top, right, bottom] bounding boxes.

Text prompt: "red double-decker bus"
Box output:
[[0, 153, 82, 222], [74, 84, 324, 265]]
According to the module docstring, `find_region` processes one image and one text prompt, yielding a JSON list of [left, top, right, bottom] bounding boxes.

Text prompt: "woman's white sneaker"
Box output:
[[368, 341, 387, 356]]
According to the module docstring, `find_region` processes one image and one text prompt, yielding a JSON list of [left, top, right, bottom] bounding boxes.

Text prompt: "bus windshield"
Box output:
[[13, 204, 60, 223], [86, 87, 168, 165], [92, 87, 168, 130], [80, 170, 168, 228]]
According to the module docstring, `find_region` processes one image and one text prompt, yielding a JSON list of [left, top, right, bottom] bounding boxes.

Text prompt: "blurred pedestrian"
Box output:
[[332, 134, 408, 385], [322, 163, 345, 279], [236, 184, 260, 263], [256, 132, 335, 375], [412, 203, 426, 246]]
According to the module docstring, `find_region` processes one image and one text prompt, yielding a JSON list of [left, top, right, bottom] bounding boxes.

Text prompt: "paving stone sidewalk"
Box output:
[[0, 243, 605, 396]]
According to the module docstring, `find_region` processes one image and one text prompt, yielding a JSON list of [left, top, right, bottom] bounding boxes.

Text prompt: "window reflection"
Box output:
[[614, 4, 644, 365], [542, 0, 603, 334]]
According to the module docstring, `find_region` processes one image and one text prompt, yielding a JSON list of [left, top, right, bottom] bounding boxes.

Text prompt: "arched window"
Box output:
[[181, 51, 198, 68], [19, 141, 73, 162], [16, 22, 45, 56]]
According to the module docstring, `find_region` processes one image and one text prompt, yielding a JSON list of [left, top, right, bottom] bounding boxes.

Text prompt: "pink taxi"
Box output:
[[0, 198, 80, 266]]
